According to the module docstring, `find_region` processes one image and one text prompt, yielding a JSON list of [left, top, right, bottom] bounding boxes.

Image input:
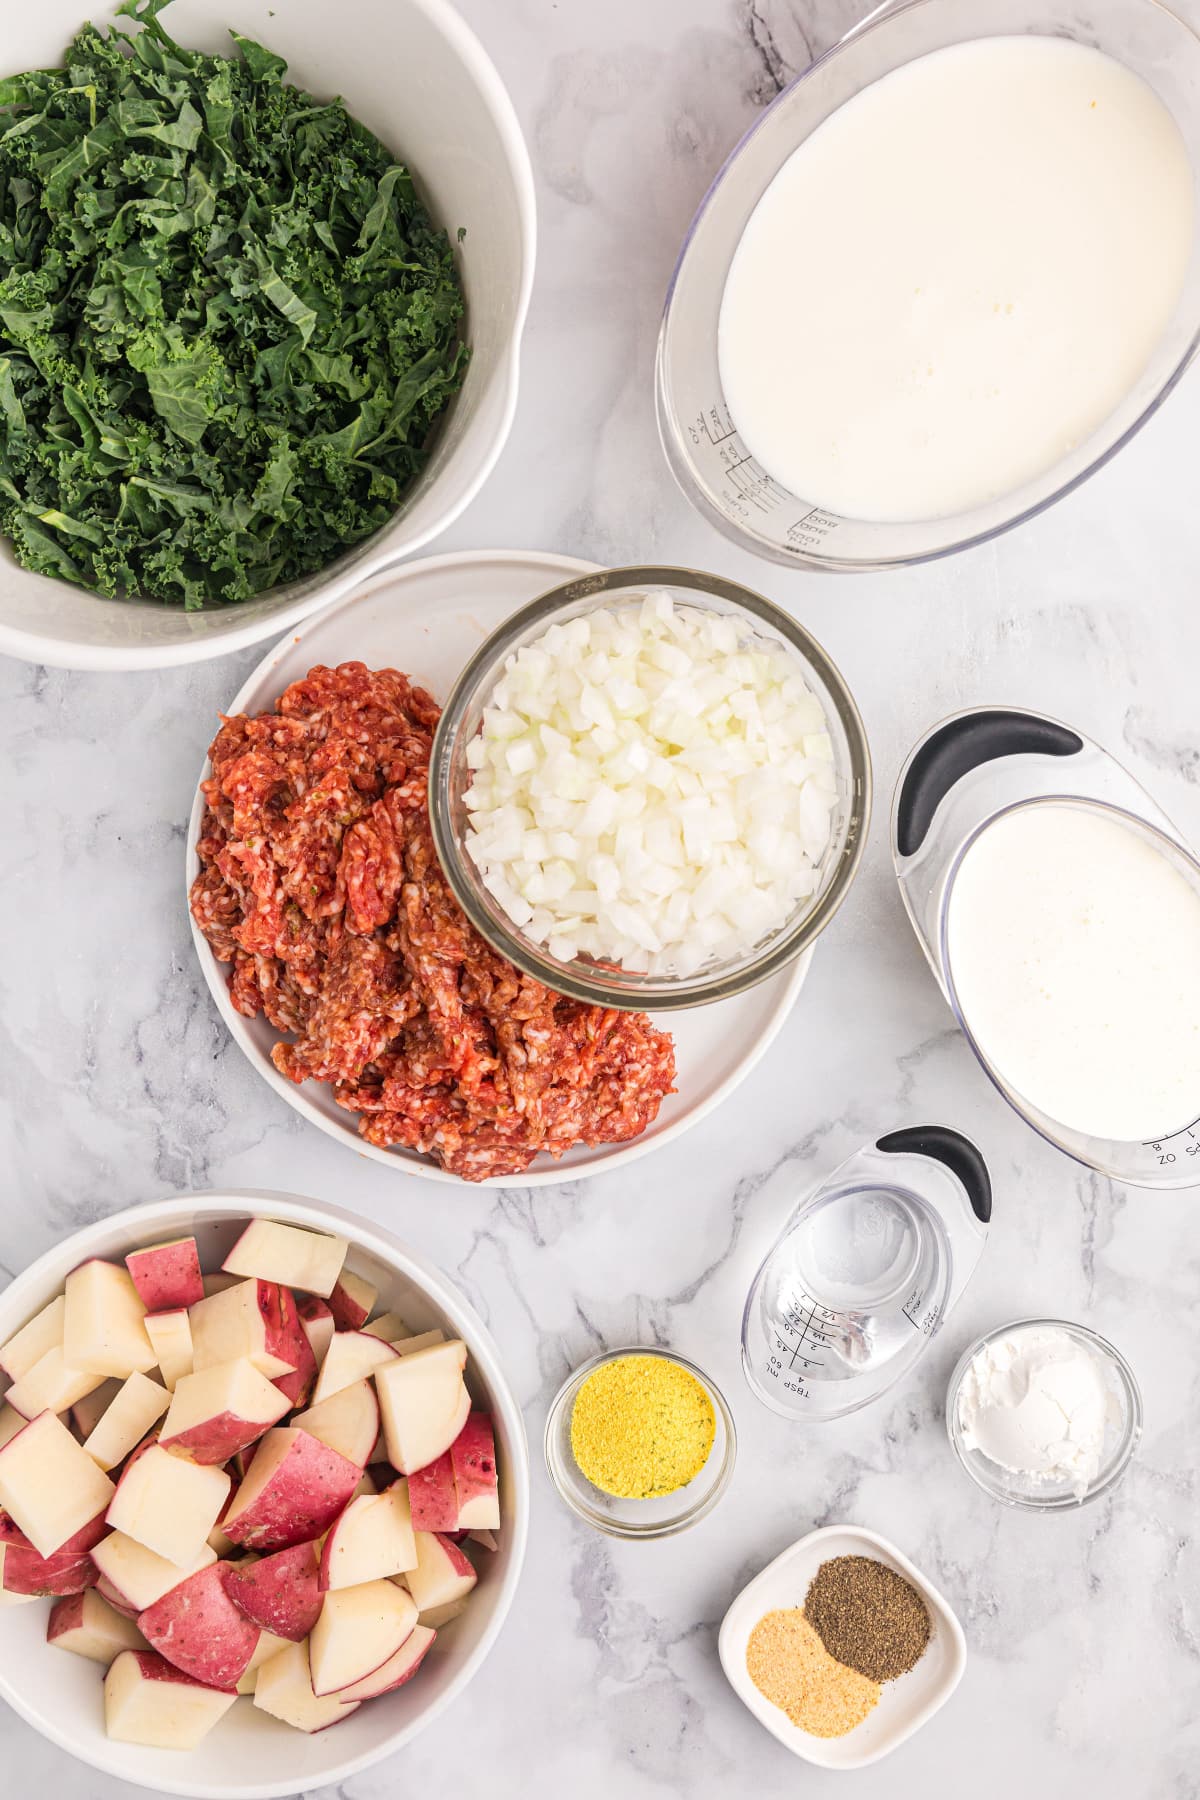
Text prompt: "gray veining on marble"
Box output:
[[3, 0, 1200, 1795]]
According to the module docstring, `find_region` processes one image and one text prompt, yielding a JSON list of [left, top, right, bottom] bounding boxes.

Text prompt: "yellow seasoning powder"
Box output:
[[746, 1609, 880, 1738], [569, 1354, 716, 1498]]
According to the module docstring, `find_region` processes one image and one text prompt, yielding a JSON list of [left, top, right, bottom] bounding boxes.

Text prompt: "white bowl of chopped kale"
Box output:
[[0, 0, 534, 669]]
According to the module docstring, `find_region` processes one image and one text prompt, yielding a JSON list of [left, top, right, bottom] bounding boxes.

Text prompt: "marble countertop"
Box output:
[[3, 0, 1200, 1795]]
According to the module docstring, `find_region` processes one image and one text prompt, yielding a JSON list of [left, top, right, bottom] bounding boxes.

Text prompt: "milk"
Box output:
[[946, 804, 1200, 1143], [718, 36, 1195, 523]]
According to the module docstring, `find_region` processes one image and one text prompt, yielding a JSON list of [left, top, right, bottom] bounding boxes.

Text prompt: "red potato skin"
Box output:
[[138, 1561, 260, 1689], [450, 1412, 498, 1518], [220, 1541, 322, 1641], [224, 1431, 360, 1553], [408, 1452, 460, 1533], [227, 1449, 252, 1483], [94, 1574, 140, 1618], [160, 1400, 290, 1467], [297, 1296, 334, 1354], [364, 1628, 435, 1698], [125, 1648, 235, 1691], [0, 1511, 106, 1596], [46, 1591, 87, 1640], [260, 1286, 316, 1407], [434, 1532, 476, 1581], [121, 1431, 161, 1473], [326, 1282, 371, 1332], [125, 1241, 204, 1312]]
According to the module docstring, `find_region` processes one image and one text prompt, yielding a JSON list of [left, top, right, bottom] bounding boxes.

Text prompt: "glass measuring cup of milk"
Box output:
[[656, 0, 1200, 572], [893, 708, 1200, 1188], [741, 1128, 990, 1421]]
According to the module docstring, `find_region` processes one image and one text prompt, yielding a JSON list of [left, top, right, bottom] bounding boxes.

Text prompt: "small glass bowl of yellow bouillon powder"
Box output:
[[545, 1347, 736, 1537]]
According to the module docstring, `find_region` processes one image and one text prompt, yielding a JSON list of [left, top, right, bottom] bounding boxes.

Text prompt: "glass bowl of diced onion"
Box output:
[[429, 565, 872, 1009]]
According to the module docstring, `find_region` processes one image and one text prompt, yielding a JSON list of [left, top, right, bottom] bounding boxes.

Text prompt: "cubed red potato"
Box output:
[[360, 1311, 408, 1342], [106, 1443, 230, 1567], [393, 1329, 446, 1356], [236, 1628, 290, 1695], [71, 1378, 122, 1440], [143, 1310, 194, 1392], [0, 1412, 116, 1556], [419, 1597, 470, 1629], [83, 1373, 171, 1473], [159, 1358, 290, 1465], [252, 1637, 359, 1733], [450, 1413, 500, 1529], [468, 1528, 499, 1553], [297, 1296, 335, 1370], [311, 1331, 398, 1405], [375, 1340, 470, 1475], [271, 1319, 316, 1411], [202, 1273, 242, 1299], [189, 1279, 302, 1382], [104, 1648, 238, 1749], [221, 1539, 323, 1641], [92, 1532, 218, 1612], [404, 1530, 478, 1615], [208, 1492, 237, 1558], [138, 1559, 262, 1689], [94, 1575, 141, 1619], [309, 1578, 417, 1696], [221, 1221, 348, 1298], [335, 1621, 436, 1701], [222, 1428, 361, 1553], [408, 1451, 459, 1534], [319, 1482, 417, 1591], [6, 1347, 108, 1419], [63, 1261, 155, 1379], [291, 1379, 378, 1468], [0, 1407, 25, 1451], [125, 1239, 204, 1313], [0, 1295, 66, 1381], [0, 1549, 37, 1604], [47, 1588, 148, 1664], [0, 1508, 106, 1595], [326, 1270, 377, 1332]]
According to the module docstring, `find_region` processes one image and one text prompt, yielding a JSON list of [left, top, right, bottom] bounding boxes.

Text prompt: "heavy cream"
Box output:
[[946, 803, 1200, 1143], [718, 36, 1195, 523]]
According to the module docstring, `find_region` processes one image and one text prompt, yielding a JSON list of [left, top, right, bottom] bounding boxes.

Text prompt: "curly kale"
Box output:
[[0, 0, 468, 607]]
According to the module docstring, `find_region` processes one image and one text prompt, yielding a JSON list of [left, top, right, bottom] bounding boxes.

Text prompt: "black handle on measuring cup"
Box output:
[[894, 708, 1083, 856], [876, 1126, 992, 1224]]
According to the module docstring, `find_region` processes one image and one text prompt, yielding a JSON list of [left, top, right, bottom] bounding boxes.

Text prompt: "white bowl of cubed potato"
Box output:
[[0, 1191, 529, 1797]]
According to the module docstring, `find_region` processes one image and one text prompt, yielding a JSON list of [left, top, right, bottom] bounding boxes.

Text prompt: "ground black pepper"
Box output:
[[804, 1555, 931, 1682]]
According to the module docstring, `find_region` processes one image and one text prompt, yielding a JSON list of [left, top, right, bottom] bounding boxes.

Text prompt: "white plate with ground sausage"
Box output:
[[185, 549, 812, 1189]]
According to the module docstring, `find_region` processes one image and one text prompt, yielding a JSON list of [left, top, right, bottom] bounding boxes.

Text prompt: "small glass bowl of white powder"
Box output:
[[429, 566, 871, 1009], [946, 1319, 1142, 1511]]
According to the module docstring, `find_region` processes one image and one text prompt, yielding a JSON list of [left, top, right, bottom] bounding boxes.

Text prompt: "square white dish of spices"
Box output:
[[718, 1524, 966, 1769]]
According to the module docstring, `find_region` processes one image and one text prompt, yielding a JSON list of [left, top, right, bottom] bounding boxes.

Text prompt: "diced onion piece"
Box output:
[[463, 591, 838, 974]]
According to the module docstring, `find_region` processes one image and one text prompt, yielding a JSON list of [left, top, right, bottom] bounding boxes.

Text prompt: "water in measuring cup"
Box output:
[[743, 1184, 945, 1420]]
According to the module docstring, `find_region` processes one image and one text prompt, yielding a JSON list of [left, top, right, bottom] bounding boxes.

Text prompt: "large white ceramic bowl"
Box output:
[[0, 1191, 530, 1798], [0, 0, 535, 671]]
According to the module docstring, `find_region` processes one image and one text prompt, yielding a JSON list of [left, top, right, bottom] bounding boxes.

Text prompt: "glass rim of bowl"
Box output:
[[655, 0, 1200, 573], [543, 1344, 738, 1539], [428, 562, 872, 1010], [945, 1316, 1143, 1512]]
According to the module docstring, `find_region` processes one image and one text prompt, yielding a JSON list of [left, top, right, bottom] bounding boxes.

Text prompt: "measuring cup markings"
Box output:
[[741, 1137, 990, 1421], [1144, 1120, 1200, 1166]]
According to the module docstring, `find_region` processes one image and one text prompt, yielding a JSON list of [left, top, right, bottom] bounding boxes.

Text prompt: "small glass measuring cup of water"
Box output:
[[741, 1128, 990, 1422]]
